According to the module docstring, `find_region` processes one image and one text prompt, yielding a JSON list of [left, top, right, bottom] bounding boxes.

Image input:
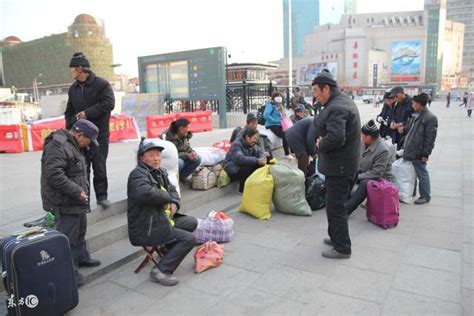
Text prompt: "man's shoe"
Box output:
[[323, 238, 335, 246], [414, 198, 430, 205], [150, 267, 179, 286], [98, 199, 112, 209], [76, 272, 86, 288], [321, 248, 351, 259], [79, 259, 101, 268]]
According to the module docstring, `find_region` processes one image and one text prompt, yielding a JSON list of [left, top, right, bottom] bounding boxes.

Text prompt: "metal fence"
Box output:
[[226, 82, 273, 114]]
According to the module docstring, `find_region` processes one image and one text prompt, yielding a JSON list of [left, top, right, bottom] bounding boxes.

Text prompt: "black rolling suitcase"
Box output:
[[1, 227, 78, 315]]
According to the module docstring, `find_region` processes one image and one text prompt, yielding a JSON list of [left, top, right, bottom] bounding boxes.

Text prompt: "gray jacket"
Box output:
[[41, 129, 89, 215], [358, 137, 394, 181], [286, 117, 318, 157], [314, 89, 361, 176], [402, 108, 438, 161], [224, 137, 265, 176]]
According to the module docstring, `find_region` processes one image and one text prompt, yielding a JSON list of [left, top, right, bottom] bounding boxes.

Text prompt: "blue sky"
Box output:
[[1, 0, 424, 76]]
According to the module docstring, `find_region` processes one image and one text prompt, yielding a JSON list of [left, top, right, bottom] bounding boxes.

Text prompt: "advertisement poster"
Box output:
[[391, 41, 421, 81], [299, 62, 338, 85]]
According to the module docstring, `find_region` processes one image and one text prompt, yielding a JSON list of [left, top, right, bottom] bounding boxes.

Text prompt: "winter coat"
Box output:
[[358, 137, 394, 181], [392, 95, 414, 125], [41, 129, 89, 215], [263, 100, 282, 128], [165, 130, 194, 160], [377, 103, 395, 139], [403, 108, 438, 161], [230, 126, 272, 154], [314, 88, 361, 177], [65, 72, 115, 140], [286, 117, 318, 157], [224, 136, 265, 176], [127, 161, 181, 247]]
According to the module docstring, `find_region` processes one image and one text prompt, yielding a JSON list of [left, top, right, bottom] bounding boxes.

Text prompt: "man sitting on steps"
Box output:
[[127, 139, 197, 286]]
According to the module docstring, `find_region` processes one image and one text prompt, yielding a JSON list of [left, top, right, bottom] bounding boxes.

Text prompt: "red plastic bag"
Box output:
[[212, 140, 231, 152], [194, 241, 224, 273]]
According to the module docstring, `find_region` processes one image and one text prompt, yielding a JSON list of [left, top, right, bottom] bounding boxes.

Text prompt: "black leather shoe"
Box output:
[[79, 259, 101, 267]]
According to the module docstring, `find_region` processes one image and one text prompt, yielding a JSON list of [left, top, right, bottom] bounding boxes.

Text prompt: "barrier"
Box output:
[[109, 114, 141, 143], [146, 114, 176, 138], [176, 111, 213, 133], [30, 117, 65, 151], [0, 124, 24, 153]]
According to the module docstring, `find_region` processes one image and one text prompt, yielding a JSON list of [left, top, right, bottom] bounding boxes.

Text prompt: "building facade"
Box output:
[[0, 14, 114, 93], [446, 0, 474, 84], [274, 0, 465, 91]]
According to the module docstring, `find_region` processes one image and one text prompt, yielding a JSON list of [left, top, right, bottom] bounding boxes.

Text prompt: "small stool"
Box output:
[[134, 246, 165, 273]]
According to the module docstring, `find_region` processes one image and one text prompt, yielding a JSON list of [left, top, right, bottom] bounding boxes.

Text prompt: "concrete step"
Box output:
[[80, 192, 242, 283], [85, 182, 239, 253]]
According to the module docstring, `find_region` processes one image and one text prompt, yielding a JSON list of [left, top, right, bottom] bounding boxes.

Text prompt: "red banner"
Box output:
[[30, 117, 65, 151]]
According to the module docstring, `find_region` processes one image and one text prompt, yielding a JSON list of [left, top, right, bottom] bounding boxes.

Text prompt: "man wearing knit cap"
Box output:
[[313, 69, 361, 259], [402, 93, 438, 204], [345, 120, 394, 215], [65, 52, 115, 209]]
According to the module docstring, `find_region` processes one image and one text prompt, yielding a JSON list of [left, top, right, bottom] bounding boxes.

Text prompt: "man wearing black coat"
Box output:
[[388, 86, 413, 149], [41, 119, 102, 286], [376, 92, 396, 140], [65, 53, 115, 209], [313, 70, 361, 259], [127, 139, 197, 286]]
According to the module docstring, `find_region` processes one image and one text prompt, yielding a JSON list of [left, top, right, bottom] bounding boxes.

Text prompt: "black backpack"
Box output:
[[305, 174, 326, 210], [257, 103, 274, 125]]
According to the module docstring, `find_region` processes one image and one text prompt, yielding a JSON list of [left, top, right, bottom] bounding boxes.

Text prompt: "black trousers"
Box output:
[[231, 165, 260, 193], [267, 125, 290, 155], [55, 213, 90, 271], [325, 175, 353, 254], [157, 215, 197, 274], [345, 179, 370, 215], [86, 137, 109, 201]]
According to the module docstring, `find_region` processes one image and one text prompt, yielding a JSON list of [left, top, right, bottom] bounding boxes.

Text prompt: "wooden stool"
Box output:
[[134, 246, 165, 273]]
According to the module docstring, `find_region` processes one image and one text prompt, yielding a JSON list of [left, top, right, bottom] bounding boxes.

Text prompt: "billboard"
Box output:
[[298, 62, 338, 85], [391, 41, 421, 82]]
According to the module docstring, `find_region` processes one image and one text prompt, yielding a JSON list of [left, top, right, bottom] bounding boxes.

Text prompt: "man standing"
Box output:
[[446, 92, 451, 108], [41, 119, 102, 287], [376, 92, 396, 140], [313, 70, 361, 259], [65, 52, 115, 208], [388, 86, 413, 149], [403, 93, 438, 205]]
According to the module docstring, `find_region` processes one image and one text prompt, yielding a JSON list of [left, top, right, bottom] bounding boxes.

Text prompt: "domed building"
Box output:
[[1, 14, 114, 92]]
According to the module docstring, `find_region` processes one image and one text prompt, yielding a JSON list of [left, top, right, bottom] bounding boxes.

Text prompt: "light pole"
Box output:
[[288, 0, 293, 93], [33, 73, 43, 103]]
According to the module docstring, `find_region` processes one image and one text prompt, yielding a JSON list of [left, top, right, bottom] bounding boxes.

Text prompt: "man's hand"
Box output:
[[170, 203, 178, 216], [316, 137, 321, 148], [421, 156, 429, 162], [76, 111, 87, 120], [264, 151, 271, 158], [257, 158, 267, 166], [79, 191, 88, 202]]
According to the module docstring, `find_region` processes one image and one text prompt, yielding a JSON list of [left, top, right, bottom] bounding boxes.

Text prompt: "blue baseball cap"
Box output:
[[72, 119, 99, 146]]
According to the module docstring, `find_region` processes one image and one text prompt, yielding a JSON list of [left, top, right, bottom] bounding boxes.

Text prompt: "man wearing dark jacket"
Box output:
[[41, 119, 102, 287], [313, 70, 361, 259], [286, 117, 318, 177], [376, 92, 396, 140], [65, 53, 115, 209], [230, 113, 272, 159], [225, 128, 267, 193], [127, 139, 197, 286], [389, 86, 413, 149], [402, 93, 438, 205]]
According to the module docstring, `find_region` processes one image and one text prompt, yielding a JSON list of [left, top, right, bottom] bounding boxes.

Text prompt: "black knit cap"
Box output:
[[246, 113, 257, 123], [69, 52, 90, 68], [413, 93, 429, 106], [361, 119, 379, 138], [311, 69, 337, 87]]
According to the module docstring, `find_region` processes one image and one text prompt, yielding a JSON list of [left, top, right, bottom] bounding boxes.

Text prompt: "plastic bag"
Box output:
[[212, 140, 231, 152], [194, 147, 226, 166], [194, 241, 224, 273], [281, 113, 293, 131], [270, 163, 312, 216], [217, 169, 231, 188], [194, 211, 234, 243], [239, 165, 274, 220], [392, 159, 416, 204]]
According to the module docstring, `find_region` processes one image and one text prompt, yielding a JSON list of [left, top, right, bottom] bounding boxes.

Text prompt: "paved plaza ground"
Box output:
[[0, 100, 472, 315]]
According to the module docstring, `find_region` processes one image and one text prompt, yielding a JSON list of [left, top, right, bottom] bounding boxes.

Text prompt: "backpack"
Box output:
[[257, 103, 274, 125]]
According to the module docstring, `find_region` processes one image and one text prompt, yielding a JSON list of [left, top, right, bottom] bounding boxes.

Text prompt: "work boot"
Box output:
[[150, 267, 179, 286], [79, 258, 101, 268], [414, 198, 430, 205], [323, 238, 335, 246], [98, 199, 112, 209], [321, 248, 351, 259]]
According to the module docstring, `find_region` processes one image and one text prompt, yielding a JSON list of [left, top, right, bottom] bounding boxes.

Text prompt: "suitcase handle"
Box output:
[[368, 180, 381, 191], [13, 226, 46, 239]]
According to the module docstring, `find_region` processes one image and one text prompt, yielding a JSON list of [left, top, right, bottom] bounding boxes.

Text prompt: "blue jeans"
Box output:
[[179, 157, 201, 181], [412, 161, 431, 200]]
